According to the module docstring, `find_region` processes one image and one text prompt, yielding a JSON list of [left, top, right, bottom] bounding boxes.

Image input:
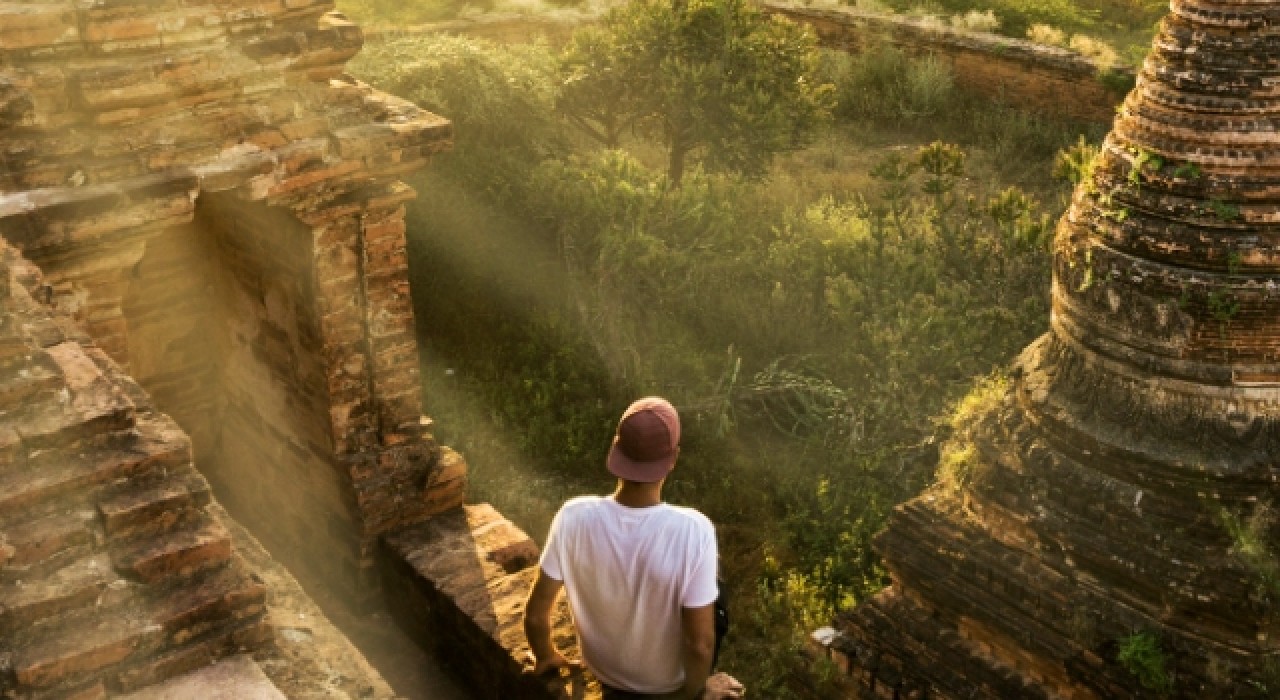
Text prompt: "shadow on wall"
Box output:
[[122, 192, 368, 603]]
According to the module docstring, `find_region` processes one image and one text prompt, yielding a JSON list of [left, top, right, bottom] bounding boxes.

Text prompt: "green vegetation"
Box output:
[[351, 13, 1098, 694], [1208, 198, 1242, 222], [1221, 502, 1280, 600], [560, 0, 834, 182], [1116, 630, 1174, 693], [1053, 134, 1101, 189], [826, 44, 955, 121], [876, 0, 1164, 54], [1127, 147, 1162, 191], [936, 372, 1006, 494], [1172, 161, 1202, 181]]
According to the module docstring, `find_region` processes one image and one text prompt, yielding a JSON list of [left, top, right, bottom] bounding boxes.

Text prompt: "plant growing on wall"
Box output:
[[1116, 630, 1174, 693], [1207, 198, 1242, 222], [1220, 502, 1280, 601], [1052, 135, 1100, 192], [556, 0, 835, 184]]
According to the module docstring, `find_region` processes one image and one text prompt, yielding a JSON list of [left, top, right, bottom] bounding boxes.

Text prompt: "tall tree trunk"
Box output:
[[667, 136, 688, 186]]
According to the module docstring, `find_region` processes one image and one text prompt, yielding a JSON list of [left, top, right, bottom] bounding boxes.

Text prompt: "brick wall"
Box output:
[[765, 3, 1130, 125]]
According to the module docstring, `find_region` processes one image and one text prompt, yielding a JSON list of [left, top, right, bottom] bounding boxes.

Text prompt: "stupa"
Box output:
[[831, 0, 1280, 697]]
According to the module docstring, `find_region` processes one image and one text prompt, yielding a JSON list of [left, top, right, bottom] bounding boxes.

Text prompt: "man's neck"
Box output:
[[612, 480, 663, 508]]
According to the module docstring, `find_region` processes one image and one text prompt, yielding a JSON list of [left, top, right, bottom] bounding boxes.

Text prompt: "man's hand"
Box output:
[[528, 650, 583, 676], [703, 672, 744, 699], [525, 570, 585, 678]]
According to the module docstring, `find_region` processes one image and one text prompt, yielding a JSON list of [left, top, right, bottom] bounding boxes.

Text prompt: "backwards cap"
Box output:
[[605, 397, 680, 483]]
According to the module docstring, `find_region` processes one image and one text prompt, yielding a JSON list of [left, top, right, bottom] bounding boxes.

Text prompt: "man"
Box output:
[[524, 397, 745, 699]]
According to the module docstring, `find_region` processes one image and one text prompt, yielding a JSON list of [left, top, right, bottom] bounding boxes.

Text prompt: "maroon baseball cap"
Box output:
[[606, 397, 681, 483]]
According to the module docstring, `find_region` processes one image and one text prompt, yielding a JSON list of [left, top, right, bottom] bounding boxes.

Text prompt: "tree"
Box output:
[[558, 0, 834, 184], [559, 26, 643, 150]]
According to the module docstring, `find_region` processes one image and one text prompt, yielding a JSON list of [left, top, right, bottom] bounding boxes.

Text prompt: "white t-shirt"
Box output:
[[540, 495, 718, 693]]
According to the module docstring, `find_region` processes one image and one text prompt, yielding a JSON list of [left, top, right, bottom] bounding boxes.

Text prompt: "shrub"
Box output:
[[1221, 502, 1280, 599], [1069, 34, 1121, 71], [350, 35, 566, 191], [1117, 631, 1174, 693], [1025, 23, 1067, 46], [338, 0, 487, 25], [905, 2, 944, 21], [950, 9, 1001, 33], [1053, 135, 1102, 186], [850, 0, 892, 13], [829, 44, 955, 120]]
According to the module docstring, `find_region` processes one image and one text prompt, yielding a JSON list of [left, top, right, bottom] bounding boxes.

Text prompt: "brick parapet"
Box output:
[[765, 2, 1132, 124]]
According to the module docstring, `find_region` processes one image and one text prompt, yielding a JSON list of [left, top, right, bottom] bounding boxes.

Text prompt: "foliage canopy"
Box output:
[[558, 0, 834, 183]]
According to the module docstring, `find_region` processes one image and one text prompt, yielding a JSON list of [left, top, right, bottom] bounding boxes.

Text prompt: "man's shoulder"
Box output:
[[556, 495, 607, 522], [562, 494, 606, 510], [659, 503, 714, 534]]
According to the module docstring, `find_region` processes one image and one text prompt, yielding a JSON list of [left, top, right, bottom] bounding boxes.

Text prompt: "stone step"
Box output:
[[5, 557, 265, 694], [0, 450, 146, 522], [0, 552, 115, 636], [0, 510, 96, 581], [0, 426, 22, 480], [116, 652, 284, 700], [10, 596, 161, 692], [96, 462, 211, 538], [0, 362, 61, 421], [0, 417, 192, 527], [149, 564, 267, 651], [111, 517, 232, 584]]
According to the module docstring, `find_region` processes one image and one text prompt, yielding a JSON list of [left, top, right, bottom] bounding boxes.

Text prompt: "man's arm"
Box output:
[[679, 603, 717, 699], [523, 569, 579, 675]]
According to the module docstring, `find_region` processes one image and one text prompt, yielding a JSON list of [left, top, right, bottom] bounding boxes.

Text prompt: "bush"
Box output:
[[350, 36, 566, 191], [338, 0, 488, 25], [850, 0, 892, 13], [1026, 23, 1067, 46], [950, 9, 1001, 33], [1069, 34, 1121, 71], [1117, 631, 1174, 693], [828, 44, 955, 120]]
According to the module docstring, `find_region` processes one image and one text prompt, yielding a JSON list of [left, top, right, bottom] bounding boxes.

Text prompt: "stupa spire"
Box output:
[[833, 1, 1280, 696]]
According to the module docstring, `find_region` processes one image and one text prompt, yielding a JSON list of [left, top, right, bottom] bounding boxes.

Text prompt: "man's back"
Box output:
[[541, 496, 718, 693], [523, 397, 742, 699]]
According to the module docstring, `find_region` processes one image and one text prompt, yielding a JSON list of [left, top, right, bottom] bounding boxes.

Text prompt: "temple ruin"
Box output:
[[5, 0, 1280, 697], [0, 1, 588, 697], [824, 0, 1280, 697]]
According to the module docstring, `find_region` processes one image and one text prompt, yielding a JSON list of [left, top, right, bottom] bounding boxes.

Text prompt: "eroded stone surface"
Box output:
[[0, 244, 269, 699], [832, 2, 1280, 698], [0, 0, 469, 694], [0, 0, 458, 606], [115, 654, 285, 700], [383, 503, 601, 699]]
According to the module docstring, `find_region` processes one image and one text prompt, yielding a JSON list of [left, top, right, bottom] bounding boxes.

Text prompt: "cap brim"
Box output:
[[606, 437, 676, 483]]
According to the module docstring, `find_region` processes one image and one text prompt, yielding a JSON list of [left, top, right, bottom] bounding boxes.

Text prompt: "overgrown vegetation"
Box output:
[[559, 0, 834, 182], [874, 0, 1164, 55], [1221, 502, 1280, 601], [351, 15, 1098, 694], [1116, 630, 1174, 694]]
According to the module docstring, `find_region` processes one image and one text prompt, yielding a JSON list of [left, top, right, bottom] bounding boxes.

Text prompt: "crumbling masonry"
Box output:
[[0, 1, 586, 698], [827, 1, 1280, 697]]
